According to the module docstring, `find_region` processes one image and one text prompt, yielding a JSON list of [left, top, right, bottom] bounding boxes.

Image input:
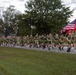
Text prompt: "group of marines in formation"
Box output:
[[0, 32, 76, 52]]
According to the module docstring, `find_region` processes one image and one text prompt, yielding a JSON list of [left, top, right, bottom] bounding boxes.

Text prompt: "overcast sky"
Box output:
[[0, 0, 76, 21], [62, 0, 76, 21]]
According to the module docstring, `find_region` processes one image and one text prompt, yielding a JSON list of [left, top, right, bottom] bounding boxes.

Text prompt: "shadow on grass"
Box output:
[[0, 65, 11, 75]]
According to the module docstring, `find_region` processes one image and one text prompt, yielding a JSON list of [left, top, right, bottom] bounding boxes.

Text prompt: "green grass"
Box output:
[[0, 47, 76, 75]]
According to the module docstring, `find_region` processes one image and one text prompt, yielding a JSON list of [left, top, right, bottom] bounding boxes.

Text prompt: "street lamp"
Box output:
[[3, 27, 8, 37], [16, 27, 18, 36], [31, 25, 36, 35]]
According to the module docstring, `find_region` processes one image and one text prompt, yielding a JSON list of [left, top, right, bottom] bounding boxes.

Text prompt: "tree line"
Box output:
[[0, 0, 73, 36]]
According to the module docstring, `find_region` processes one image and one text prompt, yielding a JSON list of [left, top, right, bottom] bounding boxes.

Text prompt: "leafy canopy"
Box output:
[[24, 0, 72, 34]]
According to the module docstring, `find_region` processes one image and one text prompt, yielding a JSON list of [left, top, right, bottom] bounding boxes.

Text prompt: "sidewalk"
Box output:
[[1, 45, 76, 54]]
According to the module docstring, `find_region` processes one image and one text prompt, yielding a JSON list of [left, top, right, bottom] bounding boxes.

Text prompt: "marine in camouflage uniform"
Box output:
[[47, 34, 53, 50], [34, 34, 39, 48], [0, 37, 3, 46], [59, 35, 64, 50], [53, 34, 60, 47]]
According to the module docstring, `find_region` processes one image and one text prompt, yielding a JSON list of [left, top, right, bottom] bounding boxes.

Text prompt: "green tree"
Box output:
[[17, 14, 31, 36], [25, 0, 73, 34], [3, 5, 21, 36], [0, 18, 4, 34]]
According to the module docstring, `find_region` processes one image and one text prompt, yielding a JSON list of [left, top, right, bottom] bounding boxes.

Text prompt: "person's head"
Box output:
[[55, 34, 58, 37]]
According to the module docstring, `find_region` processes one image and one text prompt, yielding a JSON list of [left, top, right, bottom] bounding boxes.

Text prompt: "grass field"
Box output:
[[0, 47, 76, 75]]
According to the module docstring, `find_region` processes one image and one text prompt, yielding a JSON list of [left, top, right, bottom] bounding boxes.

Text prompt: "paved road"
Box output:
[[3, 45, 76, 54]]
